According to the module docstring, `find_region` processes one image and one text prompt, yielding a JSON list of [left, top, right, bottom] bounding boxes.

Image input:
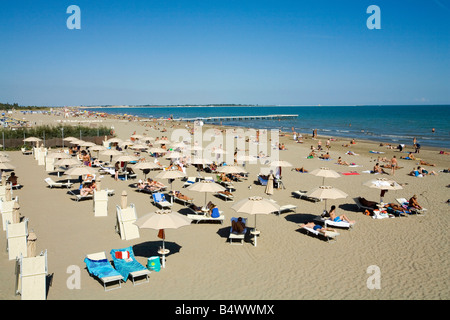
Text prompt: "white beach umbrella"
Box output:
[[308, 186, 348, 211], [114, 154, 139, 163], [54, 158, 80, 167], [217, 165, 247, 174], [133, 209, 191, 268], [133, 161, 161, 179], [187, 179, 225, 206], [107, 138, 123, 144], [231, 196, 280, 246], [156, 169, 186, 199], [23, 137, 42, 142], [148, 147, 167, 154], [309, 167, 341, 185], [363, 178, 403, 202], [0, 162, 15, 170]]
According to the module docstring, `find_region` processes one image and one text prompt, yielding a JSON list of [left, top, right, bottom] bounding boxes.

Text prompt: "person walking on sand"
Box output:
[[390, 155, 397, 175]]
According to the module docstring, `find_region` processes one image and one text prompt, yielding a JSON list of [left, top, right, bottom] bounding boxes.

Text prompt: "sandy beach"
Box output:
[[0, 109, 449, 301]]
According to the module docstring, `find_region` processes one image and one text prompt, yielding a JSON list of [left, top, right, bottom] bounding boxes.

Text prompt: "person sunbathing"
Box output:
[[372, 163, 388, 174], [300, 222, 337, 234], [293, 167, 308, 172], [419, 160, 435, 166], [385, 203, 408, 214], [174, 191, 192, 201], [328, 205, 355, 224], [401, 153, 416, 160], [220, 173, 231, 182], [307, 150, 316, 158], [218, 190, 233, 196], [337, 157, 349, 166], [408, 195, 423, 210], [80, 181, 96, 196], [319, 152, 330, 160]]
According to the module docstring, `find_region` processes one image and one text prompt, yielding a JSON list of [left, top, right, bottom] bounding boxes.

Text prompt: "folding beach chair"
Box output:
[[15, 250, 48, 300], [183, 176, 197, 188], [1, 197, 18, 231], [84, 251, 123, 291], [115, 204, 140, 240], [6, 218, 29, 260]]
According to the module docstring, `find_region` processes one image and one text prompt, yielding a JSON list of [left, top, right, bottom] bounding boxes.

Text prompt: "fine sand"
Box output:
[[0, 110, 449, 300]]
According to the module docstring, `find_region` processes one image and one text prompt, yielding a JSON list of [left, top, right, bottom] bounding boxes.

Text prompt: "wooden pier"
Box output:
[[174, 114, 298, 122]]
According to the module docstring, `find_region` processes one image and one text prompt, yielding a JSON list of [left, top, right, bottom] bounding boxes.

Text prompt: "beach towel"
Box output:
[[110, 247, 148, 282], [341, 172, 360, 175], [84, 258, 122, 279]]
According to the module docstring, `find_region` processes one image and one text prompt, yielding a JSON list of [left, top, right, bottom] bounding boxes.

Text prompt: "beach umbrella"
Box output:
[[154, 139, 168, 145], [129, 143, 148, 150], [363, 178, 403, 203], [107, 138, 123, 144], [308, 186, 348, 211], [309, 167, 341, 185], [133, 161, 161, 179], [23, 137, 42, 142], [171, 142, 187, 150], [148, 147, 167, 154], [46, 152, 71, 159], [191, 158, 212, 165], [130, 134, 144, 140], [63, 136, 78, 142], [113, 154, 139, 163], [100, 149, 122, 157], [165, 151, 183, 159], [156, 169, 186, 201], [142, 136, 155, 142], [133, 209, 191, 268], [64, 165, 96, 176], [54, 158, 80, 167], [187, 180, 225, 206], [0, 162, 15, 170], [231, 196, 280, 246], [217, 165, 247, 174], [78, 141, 96, 148], [265, 174, 274, 196]]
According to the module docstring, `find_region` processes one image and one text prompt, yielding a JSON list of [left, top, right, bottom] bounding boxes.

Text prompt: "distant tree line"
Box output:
[[0, 102, 49, 110]]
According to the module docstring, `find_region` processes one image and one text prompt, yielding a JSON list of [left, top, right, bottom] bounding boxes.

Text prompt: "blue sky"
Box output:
[[0, 0, 449, 106]]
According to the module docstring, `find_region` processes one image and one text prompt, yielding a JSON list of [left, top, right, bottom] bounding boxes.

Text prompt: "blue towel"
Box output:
[[153, 193, 164, 202], [110, 246, 148, 281], [84, 258, 121, 279]]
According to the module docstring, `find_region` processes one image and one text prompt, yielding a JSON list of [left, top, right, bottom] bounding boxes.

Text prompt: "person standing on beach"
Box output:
[[390, 156, 398, 175]]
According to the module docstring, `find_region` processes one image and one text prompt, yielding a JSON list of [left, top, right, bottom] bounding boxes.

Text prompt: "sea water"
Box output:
[[85, 105, 450, 149]]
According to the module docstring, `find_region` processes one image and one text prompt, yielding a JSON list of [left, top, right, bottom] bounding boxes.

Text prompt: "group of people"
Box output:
[[137, 178, 166, 192]]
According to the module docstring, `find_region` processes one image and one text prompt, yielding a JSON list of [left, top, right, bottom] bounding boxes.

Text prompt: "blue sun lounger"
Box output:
[[84, 252, 123, 291], [110, 246, 151, 286]]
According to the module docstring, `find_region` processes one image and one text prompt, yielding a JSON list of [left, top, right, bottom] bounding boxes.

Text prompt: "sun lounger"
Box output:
[[15, 250, 48, 300], [84, 252, 123, 291], [228, 217, 248, 245], [115, 204, 140, 240], [152, 192, 172, 209], [183, 176, 197, 188], [396, 198, 427, 215], [353, 197, 378, 212], [171, 191, 194, 206], [110, 247, 151, 285], [300, 225, 340, 243], [187, 207, 224, 224], [277, 204, 297, 215], [6, 218, 29, 260], [21, 147, 32, 155], [291, 190, 321, 203], [314, 216, 354, 229], [215, 191, 234, 202], [44, 177, 73, 189]]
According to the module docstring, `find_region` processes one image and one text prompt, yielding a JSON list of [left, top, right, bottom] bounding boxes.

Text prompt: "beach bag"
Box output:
[[147, 256, 161, 272]]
